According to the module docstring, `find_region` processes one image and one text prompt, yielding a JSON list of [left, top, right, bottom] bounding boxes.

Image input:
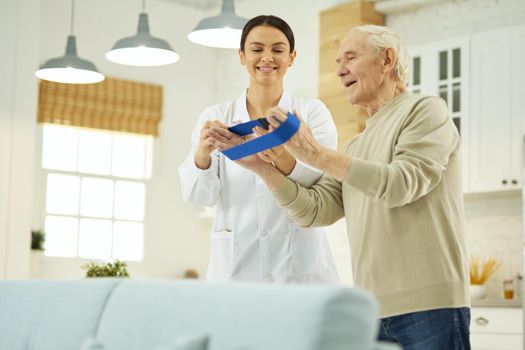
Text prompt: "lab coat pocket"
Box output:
[[207, 230, 234, 280], [291, 230, 327, 274], [259, 230, 292, 281]]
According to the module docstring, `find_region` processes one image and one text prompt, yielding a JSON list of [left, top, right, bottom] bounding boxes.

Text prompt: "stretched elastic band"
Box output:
[[222, 112, 299, 161], [228, 118, 270, 136]]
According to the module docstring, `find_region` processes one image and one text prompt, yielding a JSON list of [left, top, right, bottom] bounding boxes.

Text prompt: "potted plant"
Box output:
[[81, 260, 130, 278], [30, 229, 46, 277], [31, 229, 45, 251]]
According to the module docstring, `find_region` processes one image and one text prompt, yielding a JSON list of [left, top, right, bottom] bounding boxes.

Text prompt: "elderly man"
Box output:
[[208, 25, 470, 349]]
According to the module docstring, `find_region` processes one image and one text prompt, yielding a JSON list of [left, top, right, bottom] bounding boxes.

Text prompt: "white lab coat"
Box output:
[[179, 90, 339, 283]]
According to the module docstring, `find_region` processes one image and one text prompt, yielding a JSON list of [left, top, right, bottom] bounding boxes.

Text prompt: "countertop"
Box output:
[[471, 298, 522, 308]]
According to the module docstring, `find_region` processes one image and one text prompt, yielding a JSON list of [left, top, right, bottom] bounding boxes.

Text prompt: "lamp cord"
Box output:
[[70, 0, 75, 34], [142, 0, 145, 12]]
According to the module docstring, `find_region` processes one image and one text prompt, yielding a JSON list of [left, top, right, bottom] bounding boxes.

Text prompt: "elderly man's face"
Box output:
[[335, 32, 385, 106]]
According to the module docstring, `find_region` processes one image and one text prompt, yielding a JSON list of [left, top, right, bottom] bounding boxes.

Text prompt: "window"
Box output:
[[40, 124, 153, 261]]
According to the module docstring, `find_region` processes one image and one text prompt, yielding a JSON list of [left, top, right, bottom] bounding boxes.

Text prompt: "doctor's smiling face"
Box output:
[[239, 21, 296, 86]]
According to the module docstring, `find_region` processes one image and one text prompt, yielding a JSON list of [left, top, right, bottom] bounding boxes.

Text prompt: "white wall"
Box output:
[[0, 0, 41, 280], [464, 192, 522, 298], [385, 0, 525, 46]]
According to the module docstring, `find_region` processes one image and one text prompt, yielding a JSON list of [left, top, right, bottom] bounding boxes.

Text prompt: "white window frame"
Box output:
[[34, 124, 153, 261]]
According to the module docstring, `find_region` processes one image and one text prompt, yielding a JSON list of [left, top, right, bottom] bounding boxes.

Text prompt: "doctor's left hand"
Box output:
[[207, 124, 244, 151]]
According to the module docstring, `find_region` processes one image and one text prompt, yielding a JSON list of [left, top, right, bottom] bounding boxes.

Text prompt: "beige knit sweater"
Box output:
[[274, 92, 470, 317]]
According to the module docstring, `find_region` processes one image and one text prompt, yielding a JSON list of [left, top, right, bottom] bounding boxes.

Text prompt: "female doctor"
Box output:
[[179, 15, 339, 283]]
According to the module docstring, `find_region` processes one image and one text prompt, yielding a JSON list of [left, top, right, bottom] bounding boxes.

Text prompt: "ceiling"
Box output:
[[160, 0, 444, 13], [158, 0, 228, 10]]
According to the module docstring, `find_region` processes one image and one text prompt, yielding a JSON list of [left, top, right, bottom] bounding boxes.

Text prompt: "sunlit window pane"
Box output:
[[78, 130, 111, 175], [78, 219, 112, 259], [46, 174, 80, 215], [114, 181, 145, 221], [112, 134, 145, 179], [42, 125, 78, 171], [44, 215, 78, 257], [113, 221, 143, 261], [80, 177, 113, 218]]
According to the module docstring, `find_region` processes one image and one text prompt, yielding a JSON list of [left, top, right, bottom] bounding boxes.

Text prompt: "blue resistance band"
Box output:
[[223, 112, 300, 161], [228, 118, 270, 137]]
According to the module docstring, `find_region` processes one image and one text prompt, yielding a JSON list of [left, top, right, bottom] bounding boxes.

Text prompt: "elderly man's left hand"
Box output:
[[267, 107, 323, 166], [267, 107, 352, 182]]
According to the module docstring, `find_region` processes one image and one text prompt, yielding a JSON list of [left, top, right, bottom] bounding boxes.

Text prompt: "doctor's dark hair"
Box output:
[[240, 15, 295, 52]]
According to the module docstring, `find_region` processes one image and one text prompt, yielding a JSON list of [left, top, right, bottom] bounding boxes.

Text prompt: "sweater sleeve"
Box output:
[[178, 107, 221, 206], [287, 99, 338, 187], [273, 174, 345, 228], [344, 97, 459, 208]]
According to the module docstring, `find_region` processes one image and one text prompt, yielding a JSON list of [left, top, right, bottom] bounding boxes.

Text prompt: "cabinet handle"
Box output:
[[512, 179, 518, 185], [502, 179, 508, 185], [475, 317, 489, 325]]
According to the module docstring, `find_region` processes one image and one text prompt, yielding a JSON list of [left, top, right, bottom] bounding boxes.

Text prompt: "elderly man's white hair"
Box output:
[[348, 25, 409, 83]]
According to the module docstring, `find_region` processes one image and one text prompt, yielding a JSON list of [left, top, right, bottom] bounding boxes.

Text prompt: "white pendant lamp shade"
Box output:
[[188, 0, 247, 49], [106, 13, 179, 66], [35, 0, 104, 84]]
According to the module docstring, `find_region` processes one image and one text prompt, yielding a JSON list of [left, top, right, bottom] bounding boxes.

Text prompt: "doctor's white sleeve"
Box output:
[[287, 99, 338, 187], [178, 108, 221, 207]]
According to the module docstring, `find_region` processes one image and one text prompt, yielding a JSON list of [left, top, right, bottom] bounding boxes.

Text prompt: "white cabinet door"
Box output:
[[469, 26, 521, 192], [470, 307, 523, 350], [511, 24, 525, 188], [471, 333, 523, 350]]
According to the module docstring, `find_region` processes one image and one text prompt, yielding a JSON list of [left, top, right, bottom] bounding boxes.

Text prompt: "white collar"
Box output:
[[234, 89, 292, 123]]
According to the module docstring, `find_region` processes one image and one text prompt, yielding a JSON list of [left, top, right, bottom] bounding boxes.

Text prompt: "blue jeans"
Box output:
[[378, 307, 471, 350]]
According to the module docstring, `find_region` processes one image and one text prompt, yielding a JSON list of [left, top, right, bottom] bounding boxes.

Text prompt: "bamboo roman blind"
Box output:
[[38, 78, 163, 136]]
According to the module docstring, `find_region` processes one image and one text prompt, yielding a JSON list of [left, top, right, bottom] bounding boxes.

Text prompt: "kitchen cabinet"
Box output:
[[470, 307, 523, 350], [469, 25, 524, 193], [408, 36, 470, 190], [409, 23, 525, 193]]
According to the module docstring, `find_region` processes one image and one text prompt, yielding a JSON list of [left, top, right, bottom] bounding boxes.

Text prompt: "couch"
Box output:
[[0, 279, 400, 350]]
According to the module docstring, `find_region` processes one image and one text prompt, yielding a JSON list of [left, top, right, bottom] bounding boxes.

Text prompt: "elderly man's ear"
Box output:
[[382, 48, 398, 75]]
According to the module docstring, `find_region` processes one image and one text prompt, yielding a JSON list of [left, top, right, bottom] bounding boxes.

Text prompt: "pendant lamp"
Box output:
[[188, 0, 248, 49], [105, 0, 179, 66], [35, 0, 104, 84]]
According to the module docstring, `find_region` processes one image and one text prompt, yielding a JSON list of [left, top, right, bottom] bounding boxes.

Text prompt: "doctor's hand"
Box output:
[[204, 126, 270, 174], [194, 120, 231, 169], [267, 107, 323, 167], [206, 123, 245, 152]]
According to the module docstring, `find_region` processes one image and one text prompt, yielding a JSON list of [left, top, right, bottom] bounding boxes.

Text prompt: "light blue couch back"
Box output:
[[0, 279, 382, 350]]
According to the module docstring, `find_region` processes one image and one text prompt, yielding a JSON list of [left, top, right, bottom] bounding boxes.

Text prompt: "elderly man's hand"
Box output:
[[267, 107, 323, 166]]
